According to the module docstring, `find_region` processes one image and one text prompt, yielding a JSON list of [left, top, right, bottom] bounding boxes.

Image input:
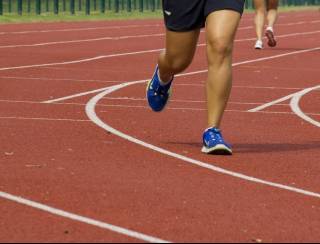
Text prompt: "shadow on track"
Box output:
[[166, 141, 320, 154]]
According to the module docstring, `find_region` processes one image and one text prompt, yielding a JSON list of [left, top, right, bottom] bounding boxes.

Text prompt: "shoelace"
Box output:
[[153, 82, 169, 97], [208, 130, 224, 143]]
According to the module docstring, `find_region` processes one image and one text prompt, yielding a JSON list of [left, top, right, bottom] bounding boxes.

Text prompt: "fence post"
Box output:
[[150, 0, 155, 11], [108, 0, 112, 10], [93, 0, 97, 11], [63, 0, 67, 12], [70, 0, 75, 14], [54, 0, 59, 14], [86, 0, 90, 14], [115, 0, 120, 12], [139, 0, 143, 12], [127, 0, 132, 12], [246, 0, 250, 8], [8, 0, 12, 13], [36, 0, 41, 15], [100, 0, 106, 13], [0, 0, 2, 15], [27, 0, 31, 13], [121, 0, 125, 11], [17, 0, 23, 15], [78, 0, 82, 11], [46, 0, 50, 12]]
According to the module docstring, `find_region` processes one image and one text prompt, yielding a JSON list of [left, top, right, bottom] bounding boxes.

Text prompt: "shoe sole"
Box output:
[[201, 144, 233, 155], [146, 79, 172, 112], [265, 30, 277, 47]]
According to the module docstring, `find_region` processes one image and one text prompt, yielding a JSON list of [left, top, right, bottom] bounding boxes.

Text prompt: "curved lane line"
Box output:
[[43, 47, 320, 104], [290, 85, 320, 128], [0, 192, 170, 243], [43, 83, 132, 104], [248, 84, 320, 113], [85, 81, 320, 199]]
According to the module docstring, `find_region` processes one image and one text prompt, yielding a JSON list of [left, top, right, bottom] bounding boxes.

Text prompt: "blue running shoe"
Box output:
[[147, 66, 173, 112], [201, 127, 232, 155]]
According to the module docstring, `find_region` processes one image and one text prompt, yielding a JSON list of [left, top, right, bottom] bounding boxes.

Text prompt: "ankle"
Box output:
[[158, 69, 173, 86]]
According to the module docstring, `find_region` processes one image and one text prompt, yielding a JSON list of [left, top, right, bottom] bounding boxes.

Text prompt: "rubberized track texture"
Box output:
[[0, 11, 320, 243]]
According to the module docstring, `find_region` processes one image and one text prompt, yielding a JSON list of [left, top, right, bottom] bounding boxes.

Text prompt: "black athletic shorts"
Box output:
[[162, 0, 246, 32]]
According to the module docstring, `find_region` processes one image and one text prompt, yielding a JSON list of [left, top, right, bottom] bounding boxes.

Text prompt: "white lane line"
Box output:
[[1, 29, 320, 50], [1, 30, 320, 72], [177, 83, 307, 90], [0, 16, 251, 35], [85, 81, 320, 199], [0, 97, 289, 107], [248, 84, 320, 112], [0, 16, 317, 37], [0, 48, 164, 72], [102, 97, 290, 106], [0, 76, 307, 91], [3, 99, 317, 116], [0, 116, 90, 122], [232, 30, 320, 44], [290, 85, 320, 127], [43, 87, 116, 104], [0, 33, 166, 49], [0, 76, 118, 84], [1, 20, 319, 49], [0, 24, 162, 35], [43, 81, 145, 104], [248, 93, 299, 112], [0, 191, 170, 243], [97, 104, 320, 117], [43, 46, 320, 104]]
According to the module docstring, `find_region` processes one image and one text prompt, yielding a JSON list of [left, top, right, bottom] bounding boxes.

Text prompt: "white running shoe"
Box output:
[[265, 27, 277, 47], [254, 40, 263, 50]]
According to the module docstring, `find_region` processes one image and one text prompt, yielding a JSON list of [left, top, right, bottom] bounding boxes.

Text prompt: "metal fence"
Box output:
[[0, 0, 161, 15], [0, 0, 319, 15], [245, 0, 319, 8]]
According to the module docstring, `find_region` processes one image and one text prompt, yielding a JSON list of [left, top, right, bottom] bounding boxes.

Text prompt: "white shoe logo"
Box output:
[[164, 10, 172, 16]]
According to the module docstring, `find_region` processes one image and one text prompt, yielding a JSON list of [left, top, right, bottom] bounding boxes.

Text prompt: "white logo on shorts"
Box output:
[[164, 10, 172, 16]]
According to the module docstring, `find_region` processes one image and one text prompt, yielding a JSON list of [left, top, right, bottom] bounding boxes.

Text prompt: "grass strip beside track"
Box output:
[[0, 6, 319, 24]]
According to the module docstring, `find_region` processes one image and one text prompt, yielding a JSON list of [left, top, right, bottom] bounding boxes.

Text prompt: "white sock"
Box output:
[[266, 26, 274, 32], [158, 70, 172, 87]]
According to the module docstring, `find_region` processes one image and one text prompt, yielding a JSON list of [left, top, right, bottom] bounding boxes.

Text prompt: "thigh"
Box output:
[[205, 0, 245, 17], [267, 0, 279, 10], [162, 0, 206, 31], [205, 10, 241, 46], [254, 0, 267, 11], [165, 29, 201, 62]]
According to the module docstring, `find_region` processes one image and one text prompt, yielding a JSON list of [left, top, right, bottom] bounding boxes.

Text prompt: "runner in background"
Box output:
[[254, 0, 279, 49]]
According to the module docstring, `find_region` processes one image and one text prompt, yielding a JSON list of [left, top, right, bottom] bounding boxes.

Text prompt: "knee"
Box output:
[[165, 55, 192, 74], [255, 8, 265, 15], [207, 38, 233, 58]]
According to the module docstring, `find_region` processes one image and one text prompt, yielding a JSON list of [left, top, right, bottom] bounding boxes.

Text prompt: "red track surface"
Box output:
[[0, 11, 320, 242]]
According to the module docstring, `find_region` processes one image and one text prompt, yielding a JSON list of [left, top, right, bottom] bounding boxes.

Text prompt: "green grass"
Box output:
[[0, 10, 163, 24], [0, 5, 319, 24], [244, 5, 320, 13]]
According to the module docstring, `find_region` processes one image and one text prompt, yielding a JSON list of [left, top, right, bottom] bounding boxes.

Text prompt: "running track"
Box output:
[[0, 11, 319, 242]]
